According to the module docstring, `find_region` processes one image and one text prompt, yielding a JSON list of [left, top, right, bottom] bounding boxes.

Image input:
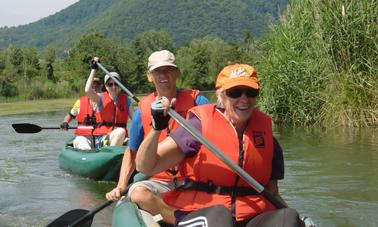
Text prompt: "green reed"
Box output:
[[258, 0, 378, 127]]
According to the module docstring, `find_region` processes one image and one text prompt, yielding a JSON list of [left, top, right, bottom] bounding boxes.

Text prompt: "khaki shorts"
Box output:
[[127, 179, 175, 198]]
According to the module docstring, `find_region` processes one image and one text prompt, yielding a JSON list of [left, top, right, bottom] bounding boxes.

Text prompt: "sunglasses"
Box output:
[[225, 88, 259, 98], [106, 82, 119, 87]]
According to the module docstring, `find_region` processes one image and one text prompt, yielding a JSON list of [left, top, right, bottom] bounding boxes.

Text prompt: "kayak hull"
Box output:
[[112, 200, 148, 227], [59, 144, 126, 181]]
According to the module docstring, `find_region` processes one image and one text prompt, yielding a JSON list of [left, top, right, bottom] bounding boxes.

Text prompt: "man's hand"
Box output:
[[151, 97, 173, 131], [60, 122, 69, 131], [106, 187, 126, 201]]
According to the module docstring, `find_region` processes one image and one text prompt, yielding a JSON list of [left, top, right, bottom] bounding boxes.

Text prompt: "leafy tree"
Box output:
[[63, 33, 144, 94], [177, 37, 245, 90], [7, 45, 23, 67], [0, 49, 6, 74], [22, 47, 40, 80], [131, 30, 176, 92], [43, 45, 56, 82], [0, 80, 18, 98], [63, 33, 116, 92]]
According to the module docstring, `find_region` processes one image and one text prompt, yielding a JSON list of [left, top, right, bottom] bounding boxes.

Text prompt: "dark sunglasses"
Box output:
[[225, 88, 259, 98], [106, 82, 119, 87]]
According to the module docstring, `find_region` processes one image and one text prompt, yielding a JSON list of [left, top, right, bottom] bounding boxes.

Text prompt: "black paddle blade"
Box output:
[[11, 123, 42, 133], [47, 209, 93, 227]]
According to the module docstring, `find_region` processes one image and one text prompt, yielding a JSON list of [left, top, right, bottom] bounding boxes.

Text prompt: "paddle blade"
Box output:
[[12, 123, 42, 133], [47, 209, 93, 227]]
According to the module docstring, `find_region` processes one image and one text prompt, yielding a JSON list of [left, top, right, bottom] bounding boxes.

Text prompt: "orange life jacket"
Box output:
[[93, 92, 129, 136], [138, 89, 200, 181], [74, 96, 96, 136], [163, 104, 275, 221]]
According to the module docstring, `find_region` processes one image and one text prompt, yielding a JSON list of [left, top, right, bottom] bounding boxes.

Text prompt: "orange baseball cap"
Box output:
[[215, 64, 259, 90]]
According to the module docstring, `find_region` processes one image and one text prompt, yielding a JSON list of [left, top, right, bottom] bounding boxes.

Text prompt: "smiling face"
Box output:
[[147, 66, 179, 97], [105, 78, 120, 98], [217, 86, 258, 127]]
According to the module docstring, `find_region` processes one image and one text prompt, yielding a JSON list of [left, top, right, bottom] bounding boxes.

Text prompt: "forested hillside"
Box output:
[[0, 0, 375, 127], [0, 0, 287, 53]]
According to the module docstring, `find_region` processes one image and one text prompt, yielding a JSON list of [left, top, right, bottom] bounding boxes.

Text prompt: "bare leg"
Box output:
[[73, 136, 92, 150], [109, 128, 126, 146], [130, 186, 176, 224]]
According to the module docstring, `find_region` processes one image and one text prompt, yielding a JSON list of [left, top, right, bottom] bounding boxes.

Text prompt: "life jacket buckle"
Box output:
[[206, 180, 214, 193], [174, 178, 189, 189]]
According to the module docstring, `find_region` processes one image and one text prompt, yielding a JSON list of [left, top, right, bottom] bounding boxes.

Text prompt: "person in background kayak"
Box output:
[[60, 77, 102, 150], [136, 64, 304, 226], [85, 57, 133, 148], [105, 50, 209, 224]]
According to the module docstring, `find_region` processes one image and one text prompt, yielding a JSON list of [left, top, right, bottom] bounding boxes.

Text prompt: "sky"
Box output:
[[0, 0, 79, 27]]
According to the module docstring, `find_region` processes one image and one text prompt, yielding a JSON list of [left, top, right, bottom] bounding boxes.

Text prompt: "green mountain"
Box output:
[[0, 0, 287, 52]]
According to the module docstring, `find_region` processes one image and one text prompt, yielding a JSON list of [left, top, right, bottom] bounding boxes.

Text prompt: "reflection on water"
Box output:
[[0, 112, 115, 227], [276, 127, 378, 227], [0, 112, 377, 226]]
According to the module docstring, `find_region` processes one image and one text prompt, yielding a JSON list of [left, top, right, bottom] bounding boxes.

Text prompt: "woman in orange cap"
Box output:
[[136, 64, 304, 226]]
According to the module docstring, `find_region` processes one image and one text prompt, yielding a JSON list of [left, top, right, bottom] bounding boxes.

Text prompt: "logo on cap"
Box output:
[[230, 67, 249, 78]]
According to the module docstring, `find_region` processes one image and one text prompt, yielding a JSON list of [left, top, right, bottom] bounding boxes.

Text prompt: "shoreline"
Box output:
[[0, 98, 76, 116], [0, 91, 214, 116]]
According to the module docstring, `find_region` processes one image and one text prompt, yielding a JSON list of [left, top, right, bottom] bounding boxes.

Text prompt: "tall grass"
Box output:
[[258, 0, 378, 127]]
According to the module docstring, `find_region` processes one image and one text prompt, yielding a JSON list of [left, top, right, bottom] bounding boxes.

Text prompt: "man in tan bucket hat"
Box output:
[[106, 50, 209, 225]]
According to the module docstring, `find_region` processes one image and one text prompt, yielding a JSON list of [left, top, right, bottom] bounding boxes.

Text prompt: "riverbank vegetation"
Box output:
[[259, 0, 377, 127], [0, 0, 376, 127], [0, 99, 75, 116]]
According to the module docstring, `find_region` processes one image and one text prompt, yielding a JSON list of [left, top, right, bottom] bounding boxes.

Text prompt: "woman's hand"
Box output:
[[90, 57, 100, 70]]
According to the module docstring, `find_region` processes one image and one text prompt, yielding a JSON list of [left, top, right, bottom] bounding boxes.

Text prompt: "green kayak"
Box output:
[[113, 199, 169, 227], [59, 138, 126, 181], [112, 200, 148, 227], [112, 173, 167, 227]]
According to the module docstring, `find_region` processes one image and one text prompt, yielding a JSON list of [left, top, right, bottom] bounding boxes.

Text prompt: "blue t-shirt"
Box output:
[[128, 94, 209, 151]]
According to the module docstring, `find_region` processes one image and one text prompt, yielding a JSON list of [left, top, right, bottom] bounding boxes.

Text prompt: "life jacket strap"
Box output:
[[96, 122, 127, 127], [174, 178, 259, 196], [77, 121, 96, 125]]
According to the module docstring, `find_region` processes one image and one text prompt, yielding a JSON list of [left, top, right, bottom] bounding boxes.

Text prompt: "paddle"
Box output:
[[47, 175, 149, 227], [12, 123, 77, 134], [96, 62, 285, 209]]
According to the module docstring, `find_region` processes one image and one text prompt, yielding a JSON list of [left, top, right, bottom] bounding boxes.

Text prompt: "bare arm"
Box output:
[[136, 129, 185, 176], [266, 180, 288, 207], [106, 148, 136, 201], [85, 69, 101, 104], [63, 114, 73, 124], [118, 149, 136, 187]]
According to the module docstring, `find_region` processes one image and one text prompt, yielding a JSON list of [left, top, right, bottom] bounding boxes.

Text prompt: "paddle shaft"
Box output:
[[68, 175, 149, 227], [167, 110, 287, 209], [98, 63, 287, 209], [49, 174, 149, 227], [42, 127, 77, 130]]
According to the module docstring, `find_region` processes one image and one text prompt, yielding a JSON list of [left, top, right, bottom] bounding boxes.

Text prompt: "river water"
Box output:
[[1, 112, 377, 227]]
